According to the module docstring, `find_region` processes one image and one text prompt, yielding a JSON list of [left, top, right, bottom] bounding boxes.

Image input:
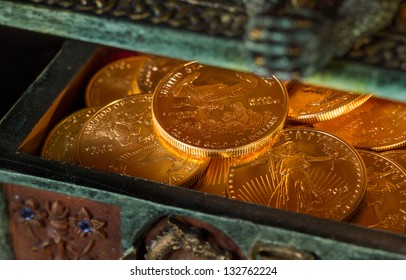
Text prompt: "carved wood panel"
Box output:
[[4, 184, 121, 260]]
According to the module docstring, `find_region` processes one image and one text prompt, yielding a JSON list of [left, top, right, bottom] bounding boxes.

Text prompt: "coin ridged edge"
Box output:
[[287, 93, 373, 125], [152, 109, 286, 158], [366, 141, 406, 152]]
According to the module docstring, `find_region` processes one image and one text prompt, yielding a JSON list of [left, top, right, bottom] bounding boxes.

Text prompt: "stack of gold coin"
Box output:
[[150, 61, 289, 196], [40, 52, 406, 231], [42, 54, 207, 188]]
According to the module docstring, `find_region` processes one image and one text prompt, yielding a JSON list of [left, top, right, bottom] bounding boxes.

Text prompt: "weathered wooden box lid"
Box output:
[[1, 0, 406, 102]]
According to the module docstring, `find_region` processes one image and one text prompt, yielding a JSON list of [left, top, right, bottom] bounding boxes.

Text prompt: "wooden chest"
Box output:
[[1, 1, 406, 260]]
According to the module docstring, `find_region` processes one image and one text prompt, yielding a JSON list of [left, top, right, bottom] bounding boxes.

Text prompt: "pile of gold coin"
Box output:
[[41, 53, 406, 233]]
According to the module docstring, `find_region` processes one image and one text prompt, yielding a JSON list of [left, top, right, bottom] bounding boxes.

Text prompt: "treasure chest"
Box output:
[[0, 0, 406, 260]]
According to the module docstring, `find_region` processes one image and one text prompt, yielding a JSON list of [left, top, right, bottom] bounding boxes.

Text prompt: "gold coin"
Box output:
[[193, 158, 232, 197], [314, 98, 406, 151], [152, 62, 288, 158], [85, 56, 148, 107], [193, 145, 269, 196], [41, 107, 98, 164], [287, 82, 371, 124], [227, 128, 367, 221], [350, 150, 406, 233], [381, 150, 406, 171], [77, 95, 210, 187], [138, 55, 184, 94]]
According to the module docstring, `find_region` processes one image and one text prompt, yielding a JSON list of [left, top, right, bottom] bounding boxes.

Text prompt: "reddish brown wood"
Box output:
[[5, 184, 121, 260]]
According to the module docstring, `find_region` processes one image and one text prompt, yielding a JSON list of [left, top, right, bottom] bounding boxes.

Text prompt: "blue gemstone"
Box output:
[[78, 220, 92, 233], [20, 207, 34, 220]]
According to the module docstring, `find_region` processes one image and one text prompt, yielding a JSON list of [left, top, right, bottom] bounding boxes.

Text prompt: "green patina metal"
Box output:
[[0, 170, 405, 260], [303, 60, 406, 102], [0, 1, 405, 102], [0, 187, 14, 260]]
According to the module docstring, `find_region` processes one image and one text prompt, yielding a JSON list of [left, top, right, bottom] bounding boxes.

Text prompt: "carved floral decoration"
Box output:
[[11, 198, 108, 260], [69, 207, 108, 259], [10, 198, 47, 242]]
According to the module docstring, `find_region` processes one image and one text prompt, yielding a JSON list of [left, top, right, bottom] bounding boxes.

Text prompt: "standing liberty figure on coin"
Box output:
[[268, 141, 337, 213], [227, 128, 367, 220]]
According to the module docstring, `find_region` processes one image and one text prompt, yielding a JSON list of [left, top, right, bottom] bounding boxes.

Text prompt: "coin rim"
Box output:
[[286, 81, 373, 125], [380, 150, 406, 171], [359, 149, 406, 172]]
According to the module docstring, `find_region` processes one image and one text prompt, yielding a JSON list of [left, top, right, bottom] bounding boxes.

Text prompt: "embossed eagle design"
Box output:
[[172, 70, 258, 111]]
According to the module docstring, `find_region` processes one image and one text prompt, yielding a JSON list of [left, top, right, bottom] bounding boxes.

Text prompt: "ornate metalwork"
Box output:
[[346, 2, 406, 72], [23, 0, 406, 79], [27, 0, 247, 37], [347, 34, 406, 71], [145, 216, 234, 260], [250, 242, 316, 260]]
